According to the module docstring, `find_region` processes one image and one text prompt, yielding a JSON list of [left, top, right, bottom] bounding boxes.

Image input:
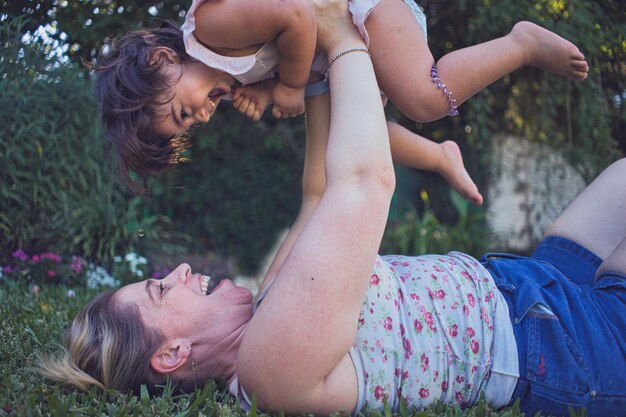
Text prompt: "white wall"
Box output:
[[486, 135, 586, 251]]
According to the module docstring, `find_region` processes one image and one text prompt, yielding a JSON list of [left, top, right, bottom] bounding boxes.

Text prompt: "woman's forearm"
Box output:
[[259, 93, 331, 292], [325, 47, 394, 190]]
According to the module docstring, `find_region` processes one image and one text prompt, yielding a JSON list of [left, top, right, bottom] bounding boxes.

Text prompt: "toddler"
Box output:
[[94, 0, 588, 203]]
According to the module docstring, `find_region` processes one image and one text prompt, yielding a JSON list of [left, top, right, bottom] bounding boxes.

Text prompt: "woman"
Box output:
[[41, 1, 626, 416]]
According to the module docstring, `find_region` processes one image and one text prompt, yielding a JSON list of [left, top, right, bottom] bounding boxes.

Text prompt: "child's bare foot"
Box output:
[[232, 80, 274, 121], [438, 141, 483, 205], [511, 21, 588, 81]]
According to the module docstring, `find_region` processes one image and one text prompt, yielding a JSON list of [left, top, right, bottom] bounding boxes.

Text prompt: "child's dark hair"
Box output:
[[92, 21, 191, 194]]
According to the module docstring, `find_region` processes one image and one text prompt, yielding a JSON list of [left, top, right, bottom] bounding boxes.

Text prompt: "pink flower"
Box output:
[[455, 391, 464, 403], [414, 319, 423, 333], [441, 380, 448, 391], [70, 255, 84, 274], [403, 337, 412, 359], [456, 375, 465, 383], [468, 293, 475, 307], [395, 368, 402, 377], [400, 323, 405, 336], [419, 388, 429, 399], [383, 316, 393, 330], [41, 252, 61, 263], [12, 250, 29, 261], [448, 324, 458, 337], [470, 339, 480, 354], [466, 327, 475, 337], [461, 271, 472, 281], [436, 289, 446, 299], [370, 274, 380, 285], [421, 353, 429, 372], [31, 254, 41, 263], [463, 305, 469, 316], [47, 270, 56, 277], [374, 385, 385, 400]]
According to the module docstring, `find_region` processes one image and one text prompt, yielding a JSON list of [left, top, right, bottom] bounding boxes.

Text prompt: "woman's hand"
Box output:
[[308, 0, 362, 55]]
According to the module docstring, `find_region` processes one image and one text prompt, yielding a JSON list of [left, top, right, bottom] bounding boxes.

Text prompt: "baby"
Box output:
[[94, 0, 588, 203]]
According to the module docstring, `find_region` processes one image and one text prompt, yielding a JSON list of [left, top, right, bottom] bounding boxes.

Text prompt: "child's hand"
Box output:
[[272, 81, 305, 118], [232, 80, 275, 122]]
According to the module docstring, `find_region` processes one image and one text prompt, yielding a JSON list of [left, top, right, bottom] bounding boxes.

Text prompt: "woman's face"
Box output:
[[153, 57, 235, 139], [115, 263, 253, 342]]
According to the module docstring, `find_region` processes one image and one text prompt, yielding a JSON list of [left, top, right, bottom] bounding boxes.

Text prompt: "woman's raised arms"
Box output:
[[236, 0, 395, 414]]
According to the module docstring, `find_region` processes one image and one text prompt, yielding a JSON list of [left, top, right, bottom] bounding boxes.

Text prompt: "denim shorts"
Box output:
[[481, 236, 626, 417]]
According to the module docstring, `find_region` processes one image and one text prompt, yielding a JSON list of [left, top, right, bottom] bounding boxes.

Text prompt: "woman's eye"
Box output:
[[180, 109, 189, 120], [158, 282, 165, 296]]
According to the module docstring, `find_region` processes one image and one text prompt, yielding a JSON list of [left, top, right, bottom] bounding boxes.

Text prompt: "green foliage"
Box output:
[[1, 282, 553, 417], [1, 0, 190, 62], [413, 0, 624, 184], [382, 189, 493, 258], [2, 1, 624, 270], [0, 16, 176, 266], [145, 109, 304, 274], [1, 250, 85, 287]]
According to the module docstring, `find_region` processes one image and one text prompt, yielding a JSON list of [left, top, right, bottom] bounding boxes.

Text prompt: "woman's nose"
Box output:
[[170, 263, 191, 284]]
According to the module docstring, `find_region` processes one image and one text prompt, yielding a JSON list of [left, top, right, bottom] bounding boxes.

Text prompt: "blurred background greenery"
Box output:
[[1, 0, 624, 278]]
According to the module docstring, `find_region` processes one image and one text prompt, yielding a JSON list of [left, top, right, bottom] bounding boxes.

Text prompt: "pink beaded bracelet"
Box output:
[[431, 64, 459, 117]]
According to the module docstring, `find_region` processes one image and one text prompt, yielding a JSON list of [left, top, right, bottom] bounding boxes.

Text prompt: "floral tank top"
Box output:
[[348, 252, 518, 414], [232, 252, 518, 415]]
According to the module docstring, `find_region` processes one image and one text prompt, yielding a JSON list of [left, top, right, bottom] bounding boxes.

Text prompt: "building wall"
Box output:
[[487, 135, 586, 252]]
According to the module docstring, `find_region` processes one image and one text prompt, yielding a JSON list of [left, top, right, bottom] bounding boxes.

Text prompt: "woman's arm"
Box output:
[[258, 92, 331, 294], [237, 1, 395, 413]]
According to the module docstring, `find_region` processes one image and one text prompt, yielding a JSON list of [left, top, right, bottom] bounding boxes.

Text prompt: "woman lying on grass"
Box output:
[[40, 1, 626, 416]]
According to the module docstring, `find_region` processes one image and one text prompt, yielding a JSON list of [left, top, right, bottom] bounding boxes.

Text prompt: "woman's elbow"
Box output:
[[355, 163, 396, 197]]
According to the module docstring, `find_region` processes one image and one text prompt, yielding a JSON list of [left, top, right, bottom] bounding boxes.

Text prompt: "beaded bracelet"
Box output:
[[323, 48, 371, 84], [430, 64, 459, 117]]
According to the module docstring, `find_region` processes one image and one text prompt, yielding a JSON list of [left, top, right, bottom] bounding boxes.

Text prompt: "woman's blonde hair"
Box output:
[[38, 290, 166, 393]]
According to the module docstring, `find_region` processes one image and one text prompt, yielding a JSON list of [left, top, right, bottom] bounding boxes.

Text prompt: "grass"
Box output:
[[0, 283, 580, 417]]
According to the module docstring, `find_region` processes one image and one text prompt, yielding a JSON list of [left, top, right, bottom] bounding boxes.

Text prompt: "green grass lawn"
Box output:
[[0, 283, 580, 417]]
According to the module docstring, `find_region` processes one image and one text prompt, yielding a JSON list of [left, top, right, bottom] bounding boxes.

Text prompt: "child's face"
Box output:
[[154, 59, 235, 138]]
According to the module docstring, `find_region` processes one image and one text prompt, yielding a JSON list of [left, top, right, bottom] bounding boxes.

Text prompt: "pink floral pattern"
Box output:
[[352, 252, 500, 411]]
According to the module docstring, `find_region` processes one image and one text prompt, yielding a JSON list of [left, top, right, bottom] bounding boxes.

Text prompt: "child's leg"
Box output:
[[387, 121, 483, 205], [543, 158, 626, 261], [365, 0, 589, 122]]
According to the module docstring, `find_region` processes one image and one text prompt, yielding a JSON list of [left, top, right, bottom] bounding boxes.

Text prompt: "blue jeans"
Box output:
[[481, 236, 626, 417]]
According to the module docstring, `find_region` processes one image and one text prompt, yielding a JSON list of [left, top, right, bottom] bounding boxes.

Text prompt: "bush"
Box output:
[[144, 107, 304, 275], [0, 16, 175, 266], [382, 189, 493, 259]]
